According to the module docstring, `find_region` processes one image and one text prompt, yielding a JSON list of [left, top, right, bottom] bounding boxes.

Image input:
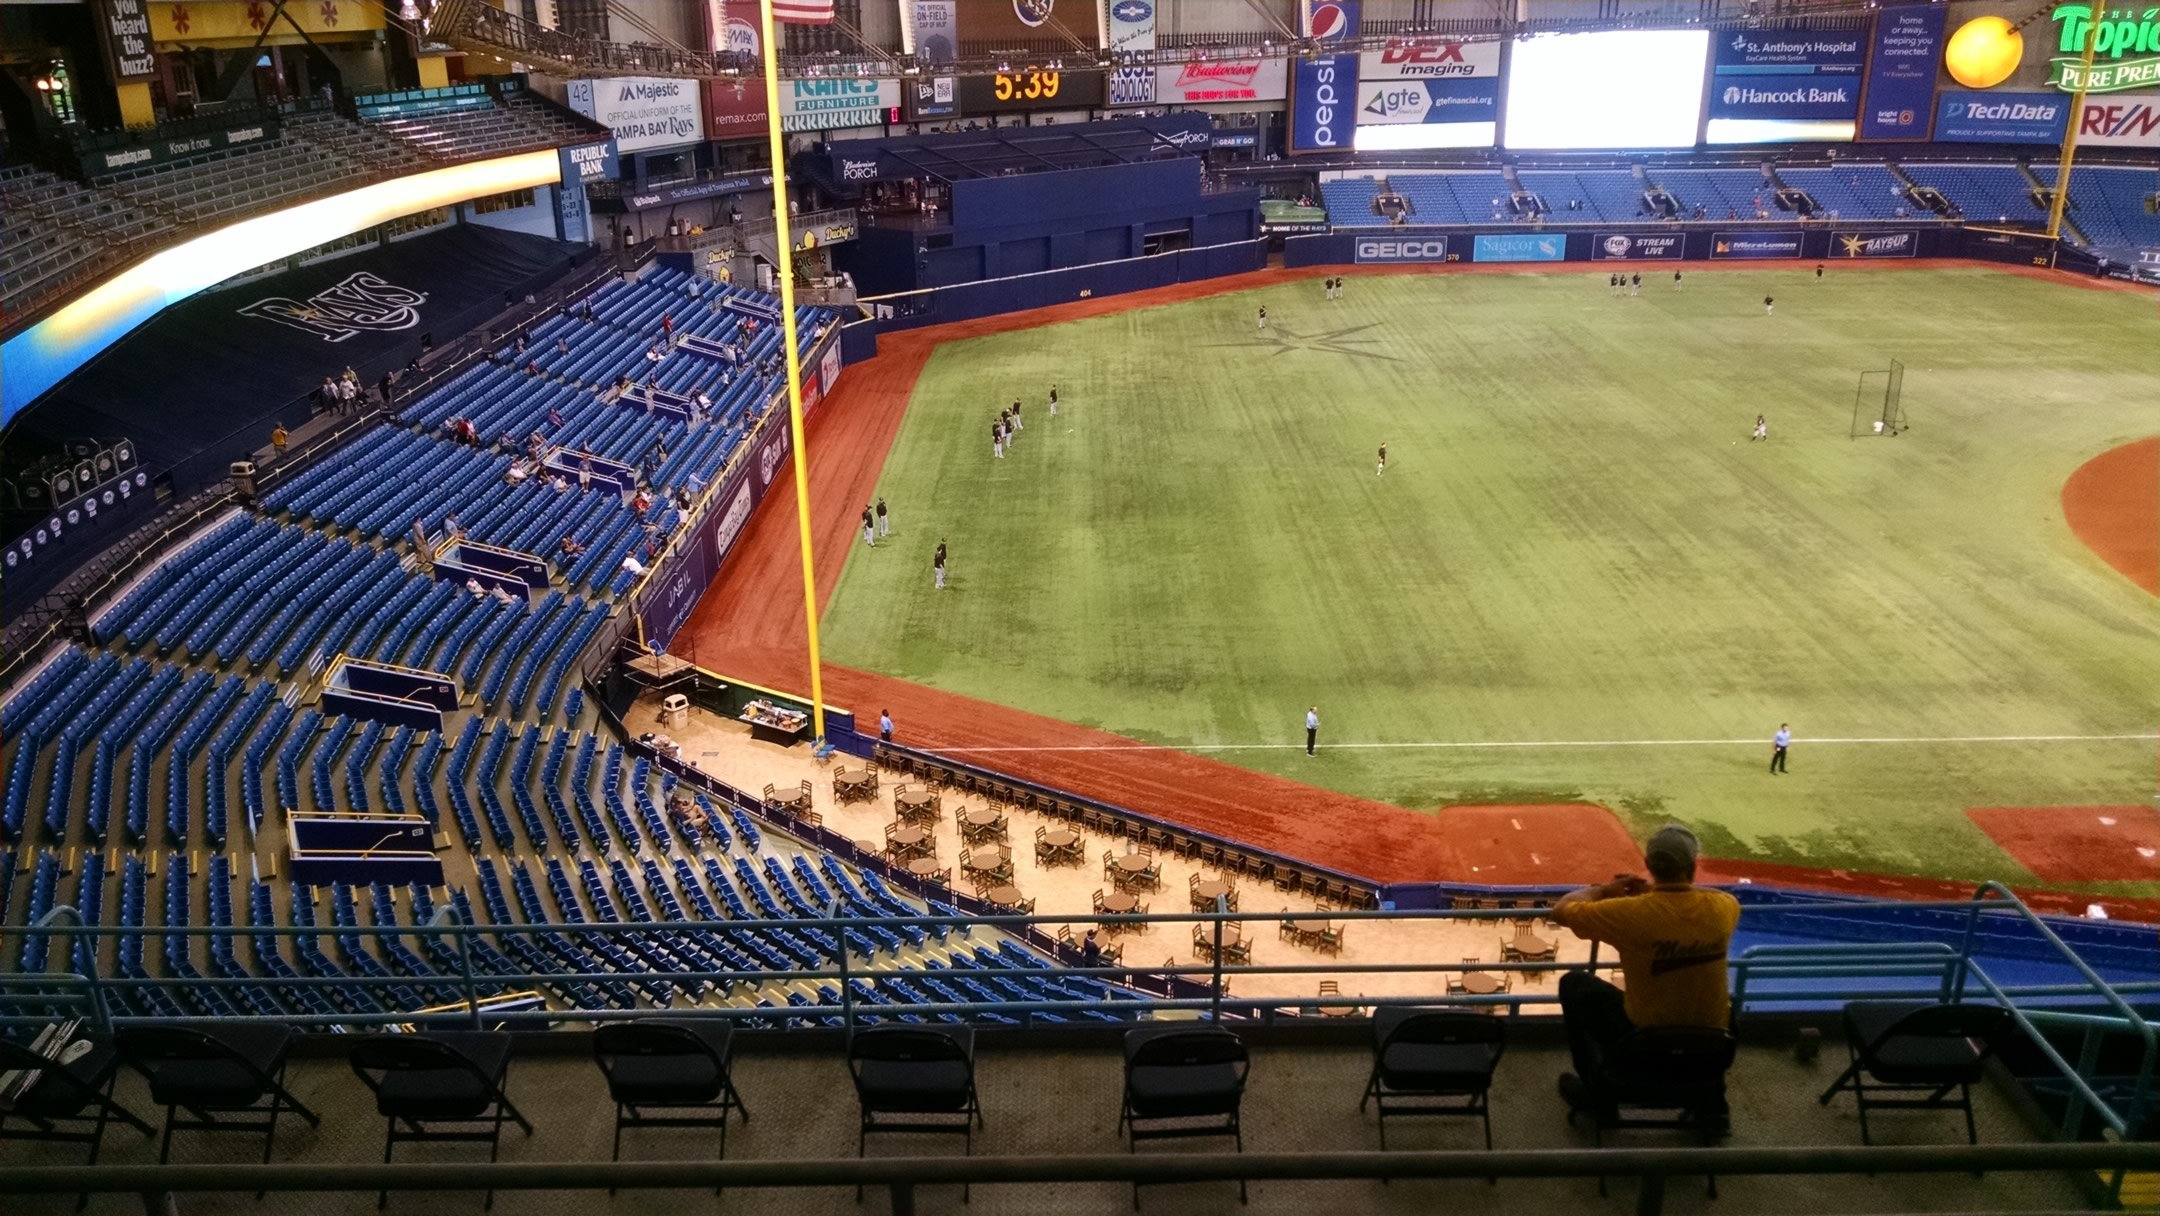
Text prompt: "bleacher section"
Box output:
[[1514, 170, 1651, 223], [1774, 166, 1913, 220], [0, 167, 171, 317], [2059, 165, 2160, 263], [1390, 171, 1516, 224], [0, 269, 1072, 1031], [357, 82, 611, 162], [1899, 162, 2047, 225], [1319, 177, 1386, 227], [1648, 167, 1771, 219]]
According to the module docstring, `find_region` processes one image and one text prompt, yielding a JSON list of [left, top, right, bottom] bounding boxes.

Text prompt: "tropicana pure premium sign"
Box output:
[[2051, 4, 2160, 92]]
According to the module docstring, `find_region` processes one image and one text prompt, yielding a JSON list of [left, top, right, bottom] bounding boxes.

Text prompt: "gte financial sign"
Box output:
[[2052, 4, 2160, 92]]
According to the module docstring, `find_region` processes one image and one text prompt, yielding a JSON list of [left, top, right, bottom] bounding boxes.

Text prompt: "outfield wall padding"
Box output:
[[865, 239, 1268, 333], [1285, 225, 1980, 268]]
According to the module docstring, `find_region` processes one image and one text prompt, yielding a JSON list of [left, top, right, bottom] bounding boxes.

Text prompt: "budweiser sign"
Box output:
[[1157, 54, 1286, 102]]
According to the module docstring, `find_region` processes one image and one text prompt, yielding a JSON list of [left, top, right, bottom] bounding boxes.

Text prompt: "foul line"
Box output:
[[935, 733, 2158, 756]]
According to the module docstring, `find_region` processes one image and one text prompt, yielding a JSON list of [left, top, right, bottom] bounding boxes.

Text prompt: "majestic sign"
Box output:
[[1156, 55, 1289, 104], [1592, 232, 1685, 260], [236, 272, 427, 342], [2050, 4, 2160, 93], [1108, 0, 1156, 106], [1291, 0, 1362, 152], [2078, 91, 2160, 145], [1352, 235, 1449, 264], [1471, 233, 1566, 263], [778, 79, 898, 131], [1933, 90, 2070, 143], [1710, 232, 1803, 259], [1707, 27, 1864, 122], [1832, 230, 1917, 258], [1358, 36, 1501, 81], [1859, 4, 1947, 140], [567, 77, 706, 153]]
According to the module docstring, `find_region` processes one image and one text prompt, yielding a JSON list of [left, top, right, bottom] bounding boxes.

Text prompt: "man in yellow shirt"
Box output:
[[1548, 823, 1740, 1129]]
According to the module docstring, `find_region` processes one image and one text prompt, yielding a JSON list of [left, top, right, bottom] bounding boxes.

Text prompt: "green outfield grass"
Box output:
[[821, 267, 2160, 884]]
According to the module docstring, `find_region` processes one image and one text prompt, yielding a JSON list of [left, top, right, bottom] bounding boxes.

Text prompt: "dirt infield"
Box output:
[[1966, 805, 2160, 883], [672, 259, 2130, 892], [1433, 805, 1644, 885], [2062, 437, 2160, 596], [1697, 854, 2160, 920]]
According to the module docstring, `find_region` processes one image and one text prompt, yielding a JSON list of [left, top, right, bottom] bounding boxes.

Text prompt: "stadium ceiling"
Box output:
[[422, 0, 1921, 84]]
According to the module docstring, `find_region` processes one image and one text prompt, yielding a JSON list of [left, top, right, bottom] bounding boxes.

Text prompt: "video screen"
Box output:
[[1503, 30, 1710, 150]]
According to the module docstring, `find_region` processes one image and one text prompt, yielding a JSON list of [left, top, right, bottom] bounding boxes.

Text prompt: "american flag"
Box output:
[[772, 0, 832, 23]]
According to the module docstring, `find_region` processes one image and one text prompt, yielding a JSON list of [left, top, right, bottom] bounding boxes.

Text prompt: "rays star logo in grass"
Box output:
[[1208, 320, 1402, 360]]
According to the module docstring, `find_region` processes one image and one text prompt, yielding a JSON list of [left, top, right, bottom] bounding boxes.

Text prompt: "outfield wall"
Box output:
[[1283, 225, 1981, 267], [863, 238, 1267, 332]]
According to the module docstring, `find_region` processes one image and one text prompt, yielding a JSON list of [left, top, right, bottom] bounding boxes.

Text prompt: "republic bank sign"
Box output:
[[2051, 5, 2160, 93]]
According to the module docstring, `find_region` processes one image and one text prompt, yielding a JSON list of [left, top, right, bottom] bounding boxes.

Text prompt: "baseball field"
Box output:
[[809, 265, 2160, 888]]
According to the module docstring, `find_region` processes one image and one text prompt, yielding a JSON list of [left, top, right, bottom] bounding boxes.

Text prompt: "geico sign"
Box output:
[[1356, 239, 1446, 259]]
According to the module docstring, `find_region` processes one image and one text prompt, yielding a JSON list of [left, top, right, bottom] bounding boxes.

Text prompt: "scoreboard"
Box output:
[[958, 68, 1105, 114]]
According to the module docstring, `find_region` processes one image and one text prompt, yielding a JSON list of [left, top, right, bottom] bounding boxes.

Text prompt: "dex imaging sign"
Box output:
[[1353, 236, 1449, 264]]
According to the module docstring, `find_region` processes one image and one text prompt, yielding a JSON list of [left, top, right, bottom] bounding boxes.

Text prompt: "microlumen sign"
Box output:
[[2051, 4, 2160, 93]]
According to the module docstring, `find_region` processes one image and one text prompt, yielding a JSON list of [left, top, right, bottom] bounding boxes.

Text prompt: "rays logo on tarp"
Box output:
[[1012, 0, 1054, 28], [236, 272, 427, 342]]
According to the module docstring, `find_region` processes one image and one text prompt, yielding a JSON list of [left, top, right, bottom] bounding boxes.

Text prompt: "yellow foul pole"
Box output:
[[754, 0, 828, 746], [2047, 9, 2106, 241]]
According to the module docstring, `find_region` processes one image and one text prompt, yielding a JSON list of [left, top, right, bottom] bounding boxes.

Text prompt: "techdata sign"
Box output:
[[1592, 232, 1685, 261], [567, 77, 705, 153], [779, 79, 898, 131], [1707, 27, 1865, 120], [1711, 232, 1803, 259], [1934, 90, 2070, 143], [1860, 4, 1947, 140], [2079, 91, 2160, 145], [1290, 0, 1361, 153], [1352, 235, 1448, 264], [1108, 0, 1156, 106], [1472, 233, 1565, 263], [1832, 230, 1917, 259]]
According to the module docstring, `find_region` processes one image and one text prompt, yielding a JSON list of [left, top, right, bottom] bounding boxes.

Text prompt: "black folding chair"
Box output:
[[0, 1035, 154, 1208], [1578, 1025, 1735, 1197], [1819, 1000, 2015, 1145], [1359, 1008, 1505, 1160], [1119, 1025, 1250, 1209], [348, 1032, 533, 1210], [592, 1019, 751, 1191], [847, 1026, 983, 1201], [116, 1023, 319, 1174]]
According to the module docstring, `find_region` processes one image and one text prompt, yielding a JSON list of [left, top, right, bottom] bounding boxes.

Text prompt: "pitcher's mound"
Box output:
[[1967, 805, 2160, 883], [1436, 804, 1641, 885]]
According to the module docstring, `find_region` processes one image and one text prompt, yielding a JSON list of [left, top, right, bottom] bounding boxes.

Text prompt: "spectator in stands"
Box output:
[[879, 709, 893, 742], [560, 535, 586, 558], [662, 312, 673, 340], [674, 488, 693, 512], [579, 459, 593, 492], [549, 474, 570, 493], [342, 366, 358, 390], [466, 577, 488, 598], [491, 584, 520, 605], [340, 378, 358, 413], [379, 372, 396, 409], [622, 554, 647, 577], [1549, 823, 1739, 1132], [557, 337, 570, 354], [631, 490, 652, 517], [270, 423, 289, 459], [1080, 929, 1105, 968], [547, 408, 565, 429]]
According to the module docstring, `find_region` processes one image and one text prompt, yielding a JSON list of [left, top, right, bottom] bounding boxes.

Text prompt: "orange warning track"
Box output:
[[674, 261, 2138, 890], [2062, 437, 2160, 596], [1967, 806, 2160, 884]]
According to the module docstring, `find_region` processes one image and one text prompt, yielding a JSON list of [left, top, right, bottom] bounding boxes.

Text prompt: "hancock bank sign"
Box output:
[[2052, 5, 2160, 93]]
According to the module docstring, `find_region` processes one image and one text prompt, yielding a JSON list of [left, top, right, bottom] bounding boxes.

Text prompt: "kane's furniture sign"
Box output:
[[1859, 4, 1946, 140], [779, 79, 898, 131], [567, 77, 706, 152]]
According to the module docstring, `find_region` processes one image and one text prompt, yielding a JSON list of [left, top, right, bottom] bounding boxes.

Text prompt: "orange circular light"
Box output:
[[1944, 16, 2024, 90]]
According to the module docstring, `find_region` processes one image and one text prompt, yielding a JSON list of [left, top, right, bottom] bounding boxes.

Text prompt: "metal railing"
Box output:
[[6, 1142, 2155, 1216]]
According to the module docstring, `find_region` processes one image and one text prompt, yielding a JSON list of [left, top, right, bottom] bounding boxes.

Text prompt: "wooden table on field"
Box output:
[[1462, 972, 1504, 996], [1192, 879, 1231, 904], [767, 786, 810, 815], [906, 857, 945, 879], [834, 767, 875, 802], [985, 885, 1025, 909], [964, 847, 1010, 872], [1041, 828, 1079, 851], [896, 788, 938, 823]]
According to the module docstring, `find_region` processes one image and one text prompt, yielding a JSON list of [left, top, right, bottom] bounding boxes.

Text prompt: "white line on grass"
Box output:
[[935, 733, 2158, 755]]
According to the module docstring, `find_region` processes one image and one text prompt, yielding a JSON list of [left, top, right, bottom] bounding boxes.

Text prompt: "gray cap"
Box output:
[[1644, 824, 1701, 875]]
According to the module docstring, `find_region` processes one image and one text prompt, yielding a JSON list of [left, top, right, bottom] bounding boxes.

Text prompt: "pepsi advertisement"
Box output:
[[1933, 91, 2070, 144], [1858, 4, 1946, 141], [1706, 27, 1865, 121], [1291, 1, 1360, 153]]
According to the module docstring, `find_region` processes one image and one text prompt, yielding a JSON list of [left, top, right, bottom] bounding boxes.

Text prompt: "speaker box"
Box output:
[[111, 438, 137, 474], [91, 446, 118, 484], [73, 459, 96, 494], [46, 468, 77, 503]]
